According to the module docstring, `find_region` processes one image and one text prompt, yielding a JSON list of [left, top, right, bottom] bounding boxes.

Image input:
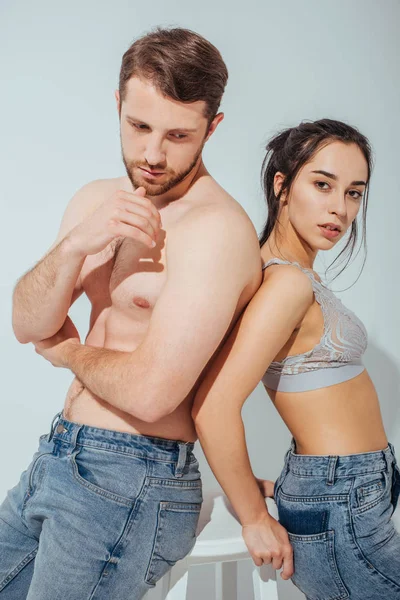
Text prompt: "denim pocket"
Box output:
[[145, 501, 201, 586], [350, 469, 397, 560], [352, 471, 387, 515], [21, 437, 54, 514], [288, 530, 349, 600], [273, 467, 289, 503], [70, 445, 146, 507], [27, 436, 55, 492], [391, 463, 400, 511]]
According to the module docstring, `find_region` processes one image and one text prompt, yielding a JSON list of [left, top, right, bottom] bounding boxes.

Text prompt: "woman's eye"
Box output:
[[316, 181, 330, 190], [349, 190, 363, 200]]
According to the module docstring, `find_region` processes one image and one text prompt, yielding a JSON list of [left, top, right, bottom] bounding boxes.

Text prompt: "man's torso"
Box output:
[[63, 174, 260, 440]]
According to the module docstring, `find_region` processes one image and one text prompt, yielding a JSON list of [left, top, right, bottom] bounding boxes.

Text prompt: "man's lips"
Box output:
[[138, 167, 165, 178]]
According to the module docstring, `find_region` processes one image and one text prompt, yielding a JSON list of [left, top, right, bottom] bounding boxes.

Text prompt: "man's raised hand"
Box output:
[[68, 187, 162, 256]]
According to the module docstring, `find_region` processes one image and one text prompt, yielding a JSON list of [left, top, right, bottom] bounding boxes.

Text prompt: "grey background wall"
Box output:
[[1, 1, 399, 598]]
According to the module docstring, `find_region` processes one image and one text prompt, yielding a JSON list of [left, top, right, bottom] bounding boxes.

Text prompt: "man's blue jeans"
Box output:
[[0, 413, 202, 599]]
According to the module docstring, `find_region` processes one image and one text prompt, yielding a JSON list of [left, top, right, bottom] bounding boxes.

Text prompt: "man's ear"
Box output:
[[115, 90, 121, 115], [204, 112, 224, 142]]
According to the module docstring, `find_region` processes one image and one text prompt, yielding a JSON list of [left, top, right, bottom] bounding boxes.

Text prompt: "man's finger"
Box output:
[[134, 186, 147, 197]]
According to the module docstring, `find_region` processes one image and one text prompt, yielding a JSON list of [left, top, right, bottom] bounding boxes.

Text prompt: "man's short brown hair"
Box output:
[[119, 27, 228, 122]]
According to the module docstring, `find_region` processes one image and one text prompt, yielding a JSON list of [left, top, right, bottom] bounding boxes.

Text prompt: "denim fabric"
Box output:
[[0, 413, 202, 599], [274, 440, 400, 599]]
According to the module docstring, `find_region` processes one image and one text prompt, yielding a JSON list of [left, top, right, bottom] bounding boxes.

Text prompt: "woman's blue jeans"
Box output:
[[274, 439, 400, 599]]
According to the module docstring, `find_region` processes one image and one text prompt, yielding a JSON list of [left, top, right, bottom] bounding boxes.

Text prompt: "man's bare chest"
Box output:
[[80, 235, 167, 315]]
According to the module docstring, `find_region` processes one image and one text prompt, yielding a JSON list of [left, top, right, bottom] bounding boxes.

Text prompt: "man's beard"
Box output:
[[122, 144, 204, 197]]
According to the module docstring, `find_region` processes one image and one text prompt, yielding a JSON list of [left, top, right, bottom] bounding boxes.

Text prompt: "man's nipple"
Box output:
[[132, 296, 151, 309]]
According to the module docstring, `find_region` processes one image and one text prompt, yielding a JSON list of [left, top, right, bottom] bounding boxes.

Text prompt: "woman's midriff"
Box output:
[[266, 369, 388, 455]]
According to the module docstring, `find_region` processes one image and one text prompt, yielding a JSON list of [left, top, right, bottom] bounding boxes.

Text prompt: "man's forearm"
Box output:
[[12, 235, 86, 343], [195, 410, 271, 526], [60, 341, 156, 421]]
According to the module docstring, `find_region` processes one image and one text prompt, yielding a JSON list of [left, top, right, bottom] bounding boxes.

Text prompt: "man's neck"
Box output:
[[152, 159, 207, 208]]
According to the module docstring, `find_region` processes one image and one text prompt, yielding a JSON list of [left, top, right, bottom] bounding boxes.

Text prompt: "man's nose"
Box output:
[[144, 135, 166, 167]]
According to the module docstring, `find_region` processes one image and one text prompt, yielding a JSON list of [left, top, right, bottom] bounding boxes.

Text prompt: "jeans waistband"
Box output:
[[47, 411, 195, 471], [284, 438, 397, 480]]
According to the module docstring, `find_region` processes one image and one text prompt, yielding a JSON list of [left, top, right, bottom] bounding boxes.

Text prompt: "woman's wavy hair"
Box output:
[[259, 119, 373, 281]]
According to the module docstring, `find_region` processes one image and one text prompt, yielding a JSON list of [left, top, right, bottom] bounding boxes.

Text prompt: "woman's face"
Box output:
[[280, 141, 368, 251]]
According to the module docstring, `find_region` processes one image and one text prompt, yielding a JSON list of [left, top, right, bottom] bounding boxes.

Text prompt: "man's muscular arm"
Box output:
[[37, 208, 261, 422], [12, 182, 94, 344], [12, 181, 160, 344]]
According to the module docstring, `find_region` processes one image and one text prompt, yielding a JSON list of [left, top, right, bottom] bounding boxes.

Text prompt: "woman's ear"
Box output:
[[273, 172, 286, 200]]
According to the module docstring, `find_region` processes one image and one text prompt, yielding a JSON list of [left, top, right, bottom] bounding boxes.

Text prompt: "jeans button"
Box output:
[[56, 424, 67, 434]]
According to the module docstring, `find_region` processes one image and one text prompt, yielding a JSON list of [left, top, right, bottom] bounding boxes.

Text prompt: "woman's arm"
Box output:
[[192, 265, 314, 576]]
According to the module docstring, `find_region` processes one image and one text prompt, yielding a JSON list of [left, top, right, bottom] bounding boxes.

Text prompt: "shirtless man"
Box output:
[[0, 27, 261, 600]]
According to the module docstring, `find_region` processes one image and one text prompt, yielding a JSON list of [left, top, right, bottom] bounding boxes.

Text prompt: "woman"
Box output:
[[192, 119, 400, 599]]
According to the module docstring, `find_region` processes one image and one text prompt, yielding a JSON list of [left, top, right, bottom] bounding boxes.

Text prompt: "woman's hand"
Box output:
[[255, 478, 275, 498], [242, 514, 294, 580]]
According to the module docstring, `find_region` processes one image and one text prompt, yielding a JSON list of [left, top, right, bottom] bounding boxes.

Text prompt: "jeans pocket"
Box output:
[[70, 445, 146, 507], [273, 467, 290, 504], [351, 473, 396, 558], [352, 471, 388, 515], [392, 463, 400, 511], [288, 530, 349, 600], [144, 501, 201, 586], [24, 436, 54, 497]]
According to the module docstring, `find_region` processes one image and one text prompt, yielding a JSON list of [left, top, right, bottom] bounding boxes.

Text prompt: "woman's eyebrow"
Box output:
[[311, 170, 366, 186]]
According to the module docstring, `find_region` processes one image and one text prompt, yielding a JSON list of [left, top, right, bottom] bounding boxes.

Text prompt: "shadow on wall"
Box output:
[[365, 341, 400, 530], [365, 341, 400, 442]]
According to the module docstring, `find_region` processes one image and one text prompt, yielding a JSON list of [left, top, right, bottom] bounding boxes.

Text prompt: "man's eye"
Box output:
[[132, 123, 148, 130], [170, 133, 187, 140]]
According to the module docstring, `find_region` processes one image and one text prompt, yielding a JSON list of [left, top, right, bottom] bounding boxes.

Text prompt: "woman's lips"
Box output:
[[318, 225, 340, 239]]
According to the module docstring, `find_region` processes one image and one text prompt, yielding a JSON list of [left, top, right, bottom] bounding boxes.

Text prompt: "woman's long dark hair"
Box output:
[[259, 119, 373, 281]]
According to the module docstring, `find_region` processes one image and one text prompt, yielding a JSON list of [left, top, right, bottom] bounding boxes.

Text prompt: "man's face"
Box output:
[[118, 77, 210, 196]]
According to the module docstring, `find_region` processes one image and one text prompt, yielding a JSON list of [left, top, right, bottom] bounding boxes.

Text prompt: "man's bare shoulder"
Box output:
[[69, 176, 130, 216], [170, 176, 263, 291], [181, 175, 261, 254], [50, 176, 130, 250], [182, 173, 250, 219]]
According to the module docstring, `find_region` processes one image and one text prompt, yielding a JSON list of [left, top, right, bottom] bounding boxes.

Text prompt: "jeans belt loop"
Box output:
[[68, 424, 83, 456], [327, 455, 338, 486], [175, 443, 188, 478], [47, 411, 63, 442]]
